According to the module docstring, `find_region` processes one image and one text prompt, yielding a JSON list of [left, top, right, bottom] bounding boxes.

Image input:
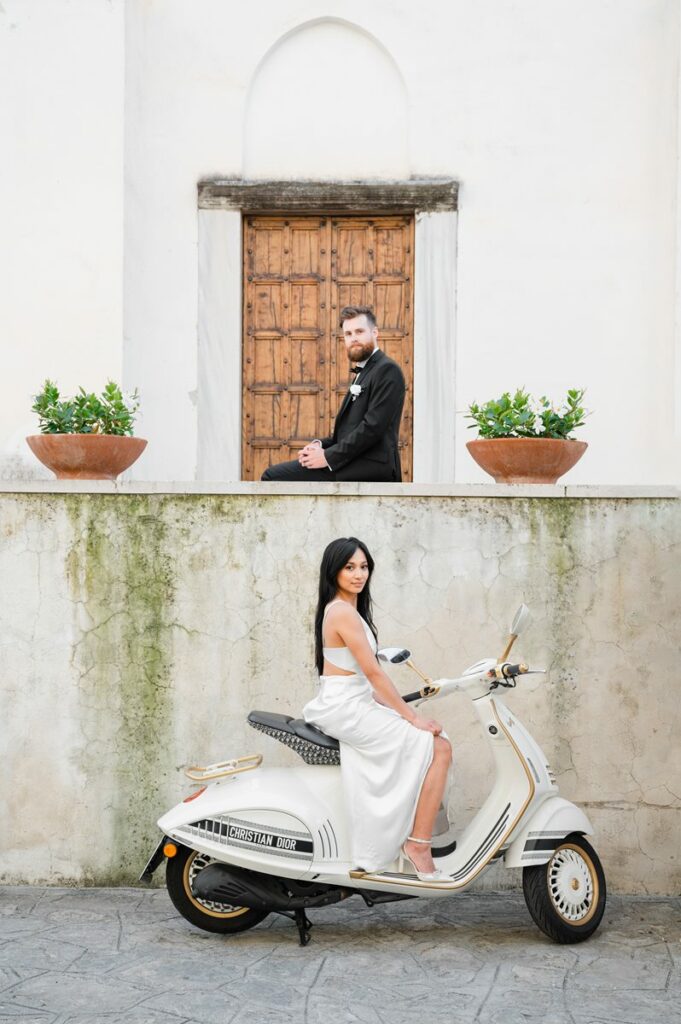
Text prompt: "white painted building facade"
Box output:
[[2, 0, 681, 485]]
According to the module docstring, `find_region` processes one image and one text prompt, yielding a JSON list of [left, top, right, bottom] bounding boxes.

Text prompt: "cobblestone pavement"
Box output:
[[1, 887, 679, 1024]]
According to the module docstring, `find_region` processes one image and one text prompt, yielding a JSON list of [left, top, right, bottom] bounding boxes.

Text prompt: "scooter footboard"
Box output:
[[503, 797, 594, 868]]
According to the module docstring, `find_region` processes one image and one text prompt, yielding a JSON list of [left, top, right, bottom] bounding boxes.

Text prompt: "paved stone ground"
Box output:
[[0, 887, 679, 1024]]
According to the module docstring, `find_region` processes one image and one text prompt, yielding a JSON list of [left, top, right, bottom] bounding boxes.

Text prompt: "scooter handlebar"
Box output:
[[488, 662, 528, 681], [401, 663, 545, 704], [403, 686, 437, 704]]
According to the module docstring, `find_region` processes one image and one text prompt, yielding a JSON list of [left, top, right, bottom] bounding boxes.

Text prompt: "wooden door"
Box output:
[[243, 214, 414, 480]]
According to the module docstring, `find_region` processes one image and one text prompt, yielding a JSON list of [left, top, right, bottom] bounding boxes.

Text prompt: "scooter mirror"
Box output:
[[510, 604, 531, 636], [377, 647, 412, 664]]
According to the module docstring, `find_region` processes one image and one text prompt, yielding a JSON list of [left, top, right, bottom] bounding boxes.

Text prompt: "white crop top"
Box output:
[[322, 600, 377, 674]]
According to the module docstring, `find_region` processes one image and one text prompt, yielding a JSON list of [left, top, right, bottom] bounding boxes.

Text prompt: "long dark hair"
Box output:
[[314, 537, 378, 675]]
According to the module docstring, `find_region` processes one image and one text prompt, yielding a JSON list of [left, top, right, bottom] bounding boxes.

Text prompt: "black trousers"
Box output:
[[261, 458, 398, 482], [261, 459, 336, 481]]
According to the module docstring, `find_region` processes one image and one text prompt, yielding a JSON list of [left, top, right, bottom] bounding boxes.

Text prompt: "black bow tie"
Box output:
[[350, 366, 361, 374]]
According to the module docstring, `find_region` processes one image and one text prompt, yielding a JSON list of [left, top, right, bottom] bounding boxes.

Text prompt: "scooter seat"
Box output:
[[290, 719, 340, 751], [247, 711, 294, 731], [247, 710, 341, 766]]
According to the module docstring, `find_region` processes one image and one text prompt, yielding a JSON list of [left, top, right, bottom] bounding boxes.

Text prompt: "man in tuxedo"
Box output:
[[261, 306, 405, 482]]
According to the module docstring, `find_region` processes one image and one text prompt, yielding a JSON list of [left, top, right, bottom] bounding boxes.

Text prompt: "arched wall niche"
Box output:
[[243, 18, 409, 180]]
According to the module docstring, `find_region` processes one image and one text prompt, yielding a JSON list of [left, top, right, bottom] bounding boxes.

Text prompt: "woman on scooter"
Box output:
[[302, 537, 452, 879]]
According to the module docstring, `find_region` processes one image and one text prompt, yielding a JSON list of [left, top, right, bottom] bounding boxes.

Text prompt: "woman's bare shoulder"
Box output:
[[324, 601, 360, 625]]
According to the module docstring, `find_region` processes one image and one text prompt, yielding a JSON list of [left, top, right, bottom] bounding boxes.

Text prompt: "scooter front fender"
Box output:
[[503, 796, 594, 868]]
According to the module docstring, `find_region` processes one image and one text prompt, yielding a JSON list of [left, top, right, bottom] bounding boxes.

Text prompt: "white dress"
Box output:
[[302, 602, 435, 872]]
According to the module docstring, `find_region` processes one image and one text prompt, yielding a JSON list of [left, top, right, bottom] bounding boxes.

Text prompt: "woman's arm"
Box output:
[[327, 605, 442, 735]]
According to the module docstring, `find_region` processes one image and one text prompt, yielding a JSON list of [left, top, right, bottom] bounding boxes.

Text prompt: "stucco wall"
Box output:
[[121, 0, 681, 485], [2, 0, 681, 484], [0, 0, 124, 479], [2, 487, 679, 893]]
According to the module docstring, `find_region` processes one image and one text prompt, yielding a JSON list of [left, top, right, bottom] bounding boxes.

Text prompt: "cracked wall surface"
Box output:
[[1, 494, 679, 892]]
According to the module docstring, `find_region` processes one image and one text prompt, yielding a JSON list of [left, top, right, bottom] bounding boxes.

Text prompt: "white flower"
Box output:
[[349, 383, 362, 400]]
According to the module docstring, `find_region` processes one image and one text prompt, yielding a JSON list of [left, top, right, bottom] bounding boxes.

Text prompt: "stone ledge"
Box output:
[[0, 481, 679, 499]]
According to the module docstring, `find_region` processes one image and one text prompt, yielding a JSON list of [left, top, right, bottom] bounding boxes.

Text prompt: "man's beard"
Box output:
[[347, 340, 375, 363]]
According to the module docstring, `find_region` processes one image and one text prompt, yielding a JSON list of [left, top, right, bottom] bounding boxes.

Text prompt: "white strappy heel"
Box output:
[[399, 835, 443, 882]]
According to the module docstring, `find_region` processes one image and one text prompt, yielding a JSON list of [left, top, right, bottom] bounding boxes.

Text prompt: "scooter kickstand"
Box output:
[[294, 909, 313, 946]]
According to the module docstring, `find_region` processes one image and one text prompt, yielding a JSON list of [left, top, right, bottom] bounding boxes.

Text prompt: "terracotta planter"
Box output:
[[26, 434, 147, 481], [466, 437, 587, 484]]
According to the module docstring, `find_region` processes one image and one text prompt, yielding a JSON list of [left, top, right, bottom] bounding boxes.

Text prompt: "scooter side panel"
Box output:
[[503, 796, 595, 867], [158, 765, 351, 882]]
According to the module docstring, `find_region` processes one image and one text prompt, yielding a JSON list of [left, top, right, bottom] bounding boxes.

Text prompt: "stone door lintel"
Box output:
[[198, 178, 458, 213]]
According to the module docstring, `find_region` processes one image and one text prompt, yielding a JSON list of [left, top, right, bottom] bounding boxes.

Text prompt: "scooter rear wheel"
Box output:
[[522, 833, 606, 943], [166, 845, 270, 934]]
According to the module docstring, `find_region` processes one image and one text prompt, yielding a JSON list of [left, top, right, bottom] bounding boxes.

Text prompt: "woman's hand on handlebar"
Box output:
[[411, 716, 443, 736]]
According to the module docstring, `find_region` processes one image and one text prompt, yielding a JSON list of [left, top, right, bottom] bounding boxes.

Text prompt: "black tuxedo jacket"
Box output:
[[321, 349, 406, 482]]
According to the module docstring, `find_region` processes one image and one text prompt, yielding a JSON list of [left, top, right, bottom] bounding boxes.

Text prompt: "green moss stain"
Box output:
[[66, 495, 176, 884], [530, 499, 583, 745]]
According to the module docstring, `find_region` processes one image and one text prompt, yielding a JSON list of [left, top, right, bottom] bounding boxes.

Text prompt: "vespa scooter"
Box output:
[[141, 606, 606, 945]]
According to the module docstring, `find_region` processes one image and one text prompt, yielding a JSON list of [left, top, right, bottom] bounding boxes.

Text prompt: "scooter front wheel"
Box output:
[[166, 845, 270, 935], [522, 833, 606, 943]]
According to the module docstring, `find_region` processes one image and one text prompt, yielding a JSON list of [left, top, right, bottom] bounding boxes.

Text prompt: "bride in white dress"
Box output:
[[302, 537, 452, 878]]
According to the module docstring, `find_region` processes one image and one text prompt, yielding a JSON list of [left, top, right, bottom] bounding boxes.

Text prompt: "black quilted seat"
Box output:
[[248, 711, 340, 766]]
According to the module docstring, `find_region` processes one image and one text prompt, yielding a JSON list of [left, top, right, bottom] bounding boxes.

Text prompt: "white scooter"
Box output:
[[141, 606, 606, 945]]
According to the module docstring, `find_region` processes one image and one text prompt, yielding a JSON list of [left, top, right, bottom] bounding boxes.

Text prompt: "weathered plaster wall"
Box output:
[[2, 491, 679, 893]]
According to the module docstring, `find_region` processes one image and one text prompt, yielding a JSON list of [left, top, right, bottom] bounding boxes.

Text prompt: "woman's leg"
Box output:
[[404, 736, 452, 873]]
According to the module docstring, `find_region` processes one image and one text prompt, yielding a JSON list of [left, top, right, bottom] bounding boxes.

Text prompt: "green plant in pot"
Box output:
[[26, 380, 147, 480], [465, 388, 589, 483]]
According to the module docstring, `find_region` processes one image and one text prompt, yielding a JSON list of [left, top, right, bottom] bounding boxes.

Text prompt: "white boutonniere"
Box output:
[[349, 383, 362, 401]]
